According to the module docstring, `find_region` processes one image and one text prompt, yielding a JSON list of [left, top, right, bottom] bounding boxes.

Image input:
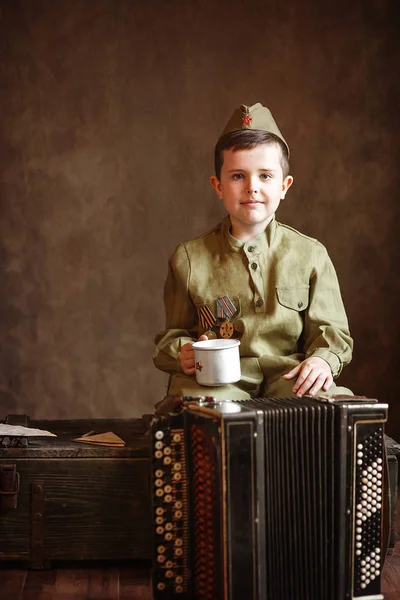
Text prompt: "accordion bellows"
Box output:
[[151, 396, 388, 600]]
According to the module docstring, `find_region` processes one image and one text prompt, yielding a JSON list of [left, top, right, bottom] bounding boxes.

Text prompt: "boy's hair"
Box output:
[[214, 130, 290, 180]]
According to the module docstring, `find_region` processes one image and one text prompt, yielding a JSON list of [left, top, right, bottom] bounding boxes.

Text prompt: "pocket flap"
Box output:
[[276, 286, 310, 311]]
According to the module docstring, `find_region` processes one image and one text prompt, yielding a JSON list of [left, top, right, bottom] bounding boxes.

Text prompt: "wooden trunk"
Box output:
[[0, 418, 151, 568]]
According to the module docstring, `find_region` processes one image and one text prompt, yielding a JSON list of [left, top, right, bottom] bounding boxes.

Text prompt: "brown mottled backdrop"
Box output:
[[0, 0, 399, 433]]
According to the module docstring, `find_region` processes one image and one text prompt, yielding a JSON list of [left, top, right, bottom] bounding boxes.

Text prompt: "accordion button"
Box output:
[[156, 517, 164, 525], [165, 561, 174, 569], [156, 489, 164, 497], [155, 431, 164, 440], [165, 533, 173, 541], [176, 586, 184, 593], [166, 571, 174, 578], [175, 511, 183, 519], [157, 583, 166, 591], [173, 434, 182, 442], [157, 555, 166, 563], [173, 463, 182, 471], [155, 469, 164, 478], [156, 526, 164, 535], [156, 507, 164, 516], [175, 539, 183, 546], [165, 495, 172, 503], [175, 501, 183, 509], [164, 447, 172, 456], [155, 441, 163, 450], [176, 576, 183, 584], [164, 457, 172, 465], [164, 486, 172, 494], [155, 451, 163, 459]]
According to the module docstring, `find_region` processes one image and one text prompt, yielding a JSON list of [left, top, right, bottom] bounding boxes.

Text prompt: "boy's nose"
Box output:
[[247, 178, 259, 194]]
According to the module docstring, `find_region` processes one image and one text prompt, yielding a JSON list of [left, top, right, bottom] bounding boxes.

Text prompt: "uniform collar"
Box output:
[[221, 215, 277, 253]]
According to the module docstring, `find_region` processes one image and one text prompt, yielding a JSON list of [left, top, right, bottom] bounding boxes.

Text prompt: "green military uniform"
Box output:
[[153, 102, 353, 399], [153, 215, 353, 399]]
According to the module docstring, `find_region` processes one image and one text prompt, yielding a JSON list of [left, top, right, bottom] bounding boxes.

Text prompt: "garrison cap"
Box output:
[[221, 102, 289, 157]]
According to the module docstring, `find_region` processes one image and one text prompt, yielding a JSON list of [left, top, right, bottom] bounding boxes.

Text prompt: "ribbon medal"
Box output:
[[198, 305, 217, 337], [217, 296, 237, 339]]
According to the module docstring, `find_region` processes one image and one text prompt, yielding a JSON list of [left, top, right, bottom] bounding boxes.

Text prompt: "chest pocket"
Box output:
[[276, 286, 310, 311]]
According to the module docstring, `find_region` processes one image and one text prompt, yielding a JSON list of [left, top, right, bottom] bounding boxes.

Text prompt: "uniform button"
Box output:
[[251, 262, 258, 270], [248, 246, 255, 252], [298, 301, 303, 308], [256, 298, 263, 307]]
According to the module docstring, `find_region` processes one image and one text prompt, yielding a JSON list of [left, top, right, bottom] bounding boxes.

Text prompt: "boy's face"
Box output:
[[210, 143, 293, 241]]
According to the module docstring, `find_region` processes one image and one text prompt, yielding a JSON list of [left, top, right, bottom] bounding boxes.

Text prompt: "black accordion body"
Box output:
[[151, 396, 388, 600]]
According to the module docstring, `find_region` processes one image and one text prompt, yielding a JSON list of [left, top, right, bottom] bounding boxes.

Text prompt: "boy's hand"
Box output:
[[179, 335, 208, 375], [282, 357, 333, 398]]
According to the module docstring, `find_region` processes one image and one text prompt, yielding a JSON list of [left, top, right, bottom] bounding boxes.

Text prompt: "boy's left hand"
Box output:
[[282, 357, 333, 398]]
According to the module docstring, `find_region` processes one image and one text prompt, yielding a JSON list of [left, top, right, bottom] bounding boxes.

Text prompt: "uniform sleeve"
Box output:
[[152, 243, 199, 374], [303, 244, 353, 378]]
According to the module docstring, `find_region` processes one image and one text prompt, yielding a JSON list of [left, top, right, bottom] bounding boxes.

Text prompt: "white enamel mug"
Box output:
[[192, 339, 241, 386]]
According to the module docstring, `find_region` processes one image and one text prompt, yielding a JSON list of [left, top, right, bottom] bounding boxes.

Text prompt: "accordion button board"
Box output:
[[152, 415, 189, 596], [354, 425, 384, 592]]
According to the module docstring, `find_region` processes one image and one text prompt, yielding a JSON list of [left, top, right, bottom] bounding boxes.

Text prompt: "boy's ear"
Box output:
[[210, 175, 223, 199], [281, 175, 294, 199]]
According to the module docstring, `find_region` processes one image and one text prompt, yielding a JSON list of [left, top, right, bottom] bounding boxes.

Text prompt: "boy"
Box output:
[[153, 102, 353, 399]]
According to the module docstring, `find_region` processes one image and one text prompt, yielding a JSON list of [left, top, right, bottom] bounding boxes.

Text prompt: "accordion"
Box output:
[[151, 395, 388, 600]]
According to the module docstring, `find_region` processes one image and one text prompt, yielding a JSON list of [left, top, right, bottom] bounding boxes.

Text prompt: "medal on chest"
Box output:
[[197, 296, 241, 339], [217, 296, 236, 339]]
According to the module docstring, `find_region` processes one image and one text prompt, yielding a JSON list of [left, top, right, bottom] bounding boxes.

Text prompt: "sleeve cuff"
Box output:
[[307, 349, 342, 378]]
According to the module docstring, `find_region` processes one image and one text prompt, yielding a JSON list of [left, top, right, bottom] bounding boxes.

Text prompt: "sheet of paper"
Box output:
[[0, 424, 57, 437], [72, 431, 125, 446]]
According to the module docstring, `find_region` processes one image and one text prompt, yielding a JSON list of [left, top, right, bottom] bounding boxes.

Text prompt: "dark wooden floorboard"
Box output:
[[86, 568, 119, 600], [0, 570, 26, 599], [21, 569, 57, 600], [119, 566, 151, 600]]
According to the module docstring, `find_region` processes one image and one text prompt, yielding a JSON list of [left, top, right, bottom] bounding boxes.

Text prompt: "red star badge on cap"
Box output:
[[195, 361, 203, 372], [242, 115, 252, 125]]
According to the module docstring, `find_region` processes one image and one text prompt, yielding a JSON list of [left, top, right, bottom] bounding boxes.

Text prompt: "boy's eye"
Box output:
[[260, 173, 271, 180], [232, 173, 244, 180]]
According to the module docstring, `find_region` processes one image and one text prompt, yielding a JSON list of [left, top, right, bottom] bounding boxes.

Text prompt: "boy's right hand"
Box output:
[[179, 335, 208, 375]]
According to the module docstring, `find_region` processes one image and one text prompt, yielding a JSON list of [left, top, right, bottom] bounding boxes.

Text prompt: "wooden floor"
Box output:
[[1, 542, 400, 599], [384, 542, 400, 599], [0, 560, 152, 599], [1, 553, 400, 599]]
